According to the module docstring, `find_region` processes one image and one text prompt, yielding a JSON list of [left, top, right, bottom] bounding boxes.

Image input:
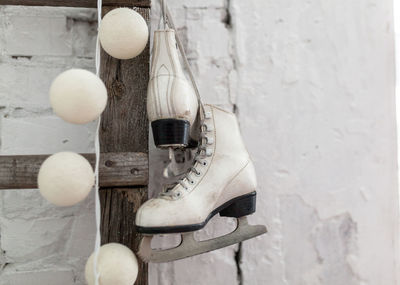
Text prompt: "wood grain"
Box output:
[[0, 0, 150, 7], [0, 152, 148, 189], [99, 6, 149, 285]]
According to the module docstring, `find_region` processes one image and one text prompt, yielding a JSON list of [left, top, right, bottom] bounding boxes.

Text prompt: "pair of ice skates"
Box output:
[[135, 2, 267, 263]]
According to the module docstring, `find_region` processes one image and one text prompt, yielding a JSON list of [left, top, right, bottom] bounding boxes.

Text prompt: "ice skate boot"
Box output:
[[147, 29, 198, 148], [136, 104, 267, 263]]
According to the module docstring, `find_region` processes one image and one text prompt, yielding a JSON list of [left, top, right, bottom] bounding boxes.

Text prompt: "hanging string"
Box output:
[[93, 0, 103, 284], [161, 0, 167, 29]]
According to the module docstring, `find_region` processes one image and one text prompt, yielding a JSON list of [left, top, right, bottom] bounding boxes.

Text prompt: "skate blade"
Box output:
[[138, 217, 267, 263]]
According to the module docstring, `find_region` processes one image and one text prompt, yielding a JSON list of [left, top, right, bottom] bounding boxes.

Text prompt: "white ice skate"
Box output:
[[147, 4, 198, 148], [136, 104, 267, 263]]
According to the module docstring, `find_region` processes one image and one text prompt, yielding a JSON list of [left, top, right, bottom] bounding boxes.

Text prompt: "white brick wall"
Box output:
[[0, 0, 399, 284], [0, 6, 97, 285]]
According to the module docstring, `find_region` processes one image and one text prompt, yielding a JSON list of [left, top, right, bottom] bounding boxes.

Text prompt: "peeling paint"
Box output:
[[279, 195, 364, 284]]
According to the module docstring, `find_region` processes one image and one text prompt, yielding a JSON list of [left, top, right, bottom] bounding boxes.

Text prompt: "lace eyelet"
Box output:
[[195, 171, 201, 177], [190, 180, 195, 184], [175, 192, 182, 197], [202, 161, 208, 166]]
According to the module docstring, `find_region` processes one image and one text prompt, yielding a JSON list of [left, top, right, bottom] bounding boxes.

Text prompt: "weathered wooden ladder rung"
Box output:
[[0, 0, 150, 8], [0, 152, 148, 189]]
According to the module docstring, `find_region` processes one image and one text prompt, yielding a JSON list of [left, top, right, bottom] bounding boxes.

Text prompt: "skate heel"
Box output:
[[220, 192, 257, 218], [152, 119, 190, 148]]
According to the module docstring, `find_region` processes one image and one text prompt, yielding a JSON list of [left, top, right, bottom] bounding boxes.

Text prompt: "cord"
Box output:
[[93, 0, 103, 284]]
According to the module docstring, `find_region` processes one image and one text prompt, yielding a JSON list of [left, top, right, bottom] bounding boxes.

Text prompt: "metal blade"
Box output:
[[138, 217, 267, 263]]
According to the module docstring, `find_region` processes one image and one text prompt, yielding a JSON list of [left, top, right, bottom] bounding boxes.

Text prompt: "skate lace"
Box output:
[[160, 120, 213, 198]]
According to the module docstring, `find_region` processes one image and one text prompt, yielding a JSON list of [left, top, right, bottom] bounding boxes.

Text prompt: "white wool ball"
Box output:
[[99, 8, 149, 59], [38, 152, 94, 207], [49, 69, 108, 124], [85, 243, 139, 285]]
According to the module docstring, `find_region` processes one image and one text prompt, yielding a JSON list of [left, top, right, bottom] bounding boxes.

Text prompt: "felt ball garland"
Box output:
[[85, 243, 139, 285], [38, 152, 94, 207], [99, 8, 149, 59], [49, 69, 108, 124], [36, 5, 147, 285]]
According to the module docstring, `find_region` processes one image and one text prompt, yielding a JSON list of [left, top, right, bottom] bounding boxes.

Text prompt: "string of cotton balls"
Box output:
[[38, 152, 95, 206], [50, 69, 108, 124], [85, 243, 139, 285], [37, 6, 148, 285], [99, 8, 149, 59]]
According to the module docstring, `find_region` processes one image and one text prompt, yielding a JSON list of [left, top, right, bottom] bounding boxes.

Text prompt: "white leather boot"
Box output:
[[147, 29, 198, 148], [136, 105, 266, 262]]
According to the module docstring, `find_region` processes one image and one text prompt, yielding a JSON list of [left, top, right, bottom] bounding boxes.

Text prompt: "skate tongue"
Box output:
[[163, 148, 179, 178]]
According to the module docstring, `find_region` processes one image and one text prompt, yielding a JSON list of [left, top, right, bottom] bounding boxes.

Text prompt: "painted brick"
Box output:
[[1, 116, 96, 155], [0, 216, 74, 262], [2, 13, 73, 57], [0, 269, 75, 285]]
